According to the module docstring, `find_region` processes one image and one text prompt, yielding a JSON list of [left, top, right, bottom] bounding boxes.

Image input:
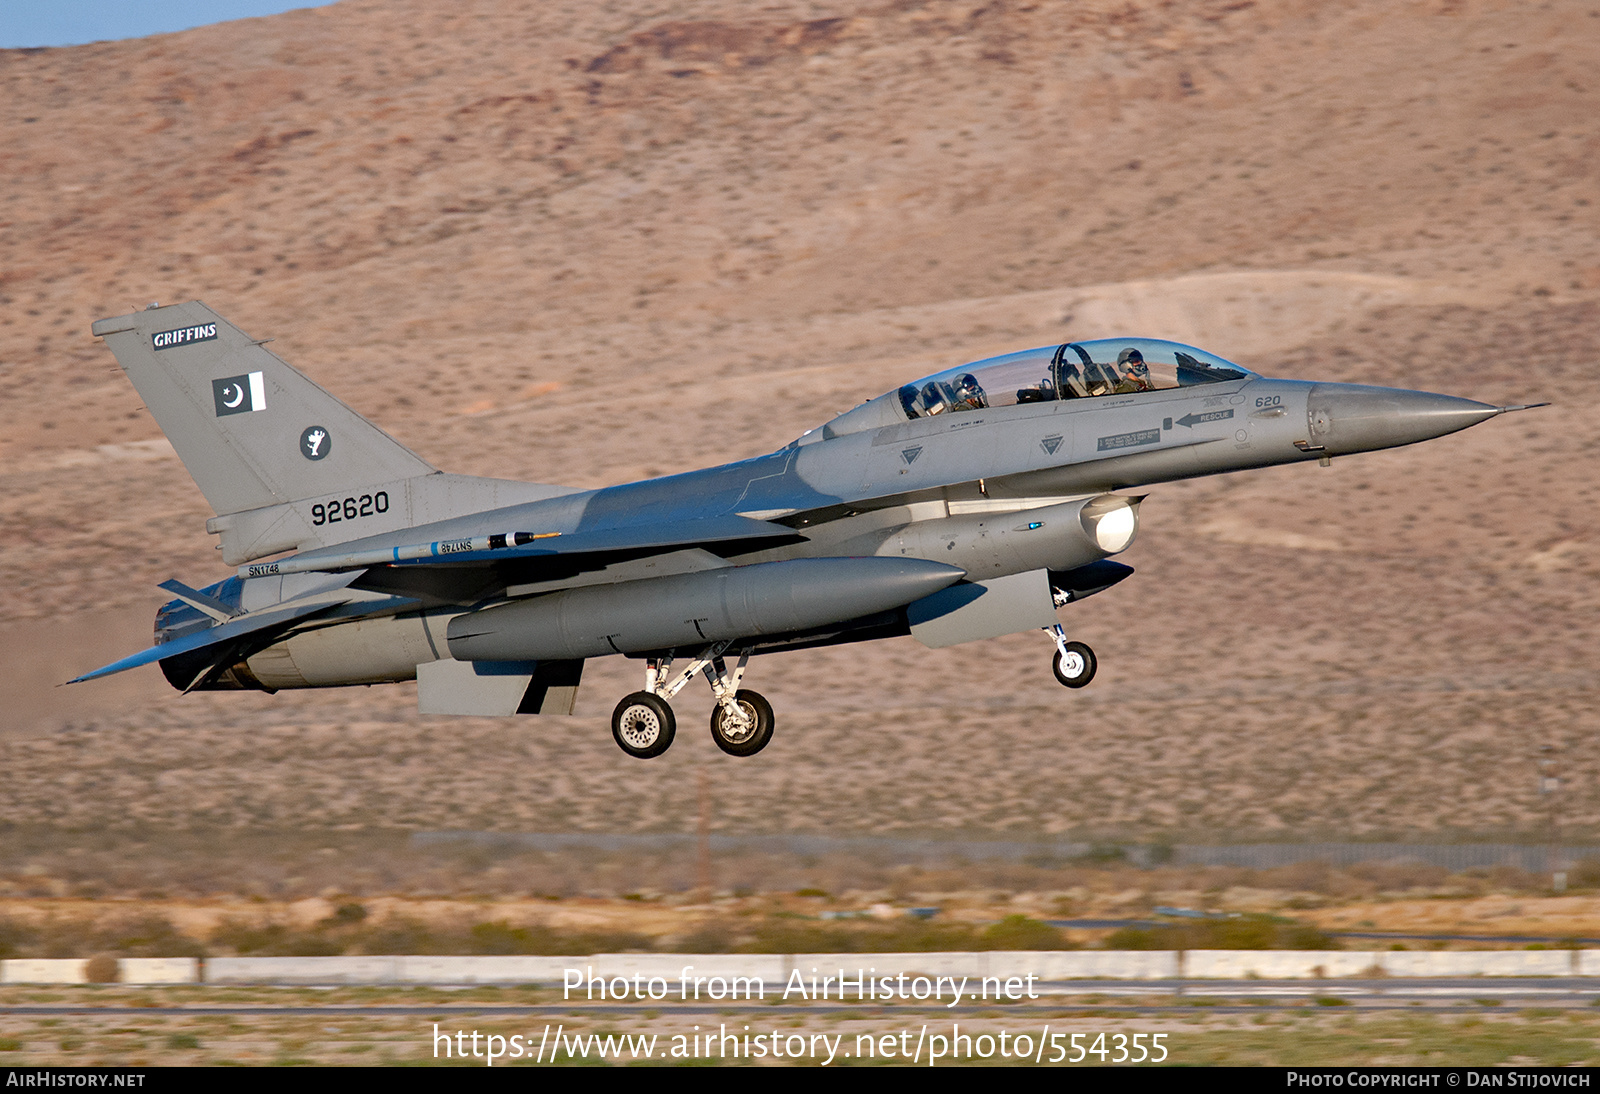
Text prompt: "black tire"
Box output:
[[612, 692, 676, 758], [709, 690, 774, 757], [1052, 642, 1097, 688]]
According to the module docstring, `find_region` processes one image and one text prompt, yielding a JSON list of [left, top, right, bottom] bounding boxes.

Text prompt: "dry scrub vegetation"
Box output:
[[2, 830, 1598, 956]]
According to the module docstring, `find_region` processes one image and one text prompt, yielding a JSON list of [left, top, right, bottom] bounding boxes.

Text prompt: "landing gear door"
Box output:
[[417, 658, 584, 715], [906, 569, 1057, 649]]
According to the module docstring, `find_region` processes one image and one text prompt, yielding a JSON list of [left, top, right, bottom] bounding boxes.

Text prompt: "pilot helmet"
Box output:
[[1116, 347, 1149, 374], [955, 373, 981, 396]]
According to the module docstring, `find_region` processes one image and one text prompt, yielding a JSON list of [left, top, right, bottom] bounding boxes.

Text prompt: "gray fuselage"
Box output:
[[194, 371, 1499, 693]]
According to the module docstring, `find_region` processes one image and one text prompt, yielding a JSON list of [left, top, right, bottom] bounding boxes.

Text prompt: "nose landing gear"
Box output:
[[710, 690, 774, 756], [608, 641, 775, 758], [1045, 623, 1096, 688]]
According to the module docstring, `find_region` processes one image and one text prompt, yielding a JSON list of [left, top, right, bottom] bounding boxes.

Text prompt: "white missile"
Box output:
[[238, 531, 561, 580]]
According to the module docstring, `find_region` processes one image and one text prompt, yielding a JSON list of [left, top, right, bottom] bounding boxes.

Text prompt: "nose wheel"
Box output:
[[611, 643, 776, 758], [710, 690, 774, 756], [1045, 624, 1096, 689]]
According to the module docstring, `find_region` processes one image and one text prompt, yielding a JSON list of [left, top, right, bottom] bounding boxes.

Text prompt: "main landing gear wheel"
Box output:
[[612, 692, 676, 759], [1052, 642, 1097, 689], [709, 690, 774, 757]]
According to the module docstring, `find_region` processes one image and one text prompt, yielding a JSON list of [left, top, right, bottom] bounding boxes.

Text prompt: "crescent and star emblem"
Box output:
[[211, 372, 263, 417]]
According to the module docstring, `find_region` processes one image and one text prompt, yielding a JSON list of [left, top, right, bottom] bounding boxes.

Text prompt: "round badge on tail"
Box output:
[[300, 425, 332, 461]]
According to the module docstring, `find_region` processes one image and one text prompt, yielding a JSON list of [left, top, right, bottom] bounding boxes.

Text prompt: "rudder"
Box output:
[[92, 301, 435, 517]]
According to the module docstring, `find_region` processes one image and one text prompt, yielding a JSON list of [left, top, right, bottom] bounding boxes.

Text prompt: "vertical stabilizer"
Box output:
[[92, 301, 435, 517]]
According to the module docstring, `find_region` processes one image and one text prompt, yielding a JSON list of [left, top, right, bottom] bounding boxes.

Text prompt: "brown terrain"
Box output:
[[1, 0, 1598, 898]]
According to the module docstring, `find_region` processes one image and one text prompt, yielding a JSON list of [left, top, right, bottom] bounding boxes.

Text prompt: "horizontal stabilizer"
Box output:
[[67, 599, 344, 684], [157, 578, 240, 622]]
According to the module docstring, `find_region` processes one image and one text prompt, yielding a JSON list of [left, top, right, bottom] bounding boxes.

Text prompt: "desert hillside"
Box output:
[[0, 0, 1596, 844]]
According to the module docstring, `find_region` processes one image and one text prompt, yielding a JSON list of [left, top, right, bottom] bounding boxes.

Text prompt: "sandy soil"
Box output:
[[0, 0, 1597, 846], [9, 881, 1600, 954]]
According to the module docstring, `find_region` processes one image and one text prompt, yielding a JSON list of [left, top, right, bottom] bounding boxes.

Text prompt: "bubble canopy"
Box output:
[[814, 338, 1256, 441]]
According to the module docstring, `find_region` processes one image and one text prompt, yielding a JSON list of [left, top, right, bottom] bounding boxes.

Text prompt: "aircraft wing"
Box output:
[[387, 511, 804, 569], [249, 513, 805, 579], [67, 598, 347, 684]]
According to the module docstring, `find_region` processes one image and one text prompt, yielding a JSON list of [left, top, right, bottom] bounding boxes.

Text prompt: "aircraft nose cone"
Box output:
[[1307, 383, 1501, 455]]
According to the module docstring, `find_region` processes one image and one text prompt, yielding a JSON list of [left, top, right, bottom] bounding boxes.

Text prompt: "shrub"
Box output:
[[209, 921, 294, 955], [84, 954, 119, 983], [980, 915, 1069, 950], [326, 902, 368, 925], [0, 917, 36, 959], [1103, 915, 1340, 951], [97, 914, 205, 958], [730, 915, 1071, 954], [671, 921, 739, 954], [208, 920, 345, 956]]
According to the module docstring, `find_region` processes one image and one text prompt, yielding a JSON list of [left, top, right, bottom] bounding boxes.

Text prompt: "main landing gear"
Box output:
[[610, 641, 775, 759], [1045, 623, 1097, 689]]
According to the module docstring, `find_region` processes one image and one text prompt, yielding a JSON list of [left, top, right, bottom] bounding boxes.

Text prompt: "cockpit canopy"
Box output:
[[813, 338, 1255, 441], [898, 338, 1251, 418]]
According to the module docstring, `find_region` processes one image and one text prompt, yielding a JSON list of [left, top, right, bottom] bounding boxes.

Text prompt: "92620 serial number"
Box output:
[[310, 491, 390, 526]]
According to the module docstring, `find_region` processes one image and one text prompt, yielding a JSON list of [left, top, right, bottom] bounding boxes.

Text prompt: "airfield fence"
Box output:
[[1170, 843, 1592, 872], [411, 833, 1596, 872], [10, 950, 1600, 985]]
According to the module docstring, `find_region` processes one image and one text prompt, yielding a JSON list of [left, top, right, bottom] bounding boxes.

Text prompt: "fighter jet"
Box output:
[[74, 302, 1541, 759]]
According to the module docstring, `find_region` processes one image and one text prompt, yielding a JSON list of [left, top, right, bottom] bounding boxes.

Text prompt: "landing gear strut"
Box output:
[[1045, 623, 1096, 688], [608, 641, 775, 758]]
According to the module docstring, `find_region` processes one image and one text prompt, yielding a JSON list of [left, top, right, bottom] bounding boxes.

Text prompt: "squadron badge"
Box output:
[[300, 425, 332, 461]]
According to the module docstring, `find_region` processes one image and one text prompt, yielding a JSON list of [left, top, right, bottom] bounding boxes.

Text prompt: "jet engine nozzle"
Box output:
[[1306, 383, 1501, 455]]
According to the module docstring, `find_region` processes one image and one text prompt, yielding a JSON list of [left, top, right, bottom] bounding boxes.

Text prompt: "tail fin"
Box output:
[[93, 301, 434, 517]]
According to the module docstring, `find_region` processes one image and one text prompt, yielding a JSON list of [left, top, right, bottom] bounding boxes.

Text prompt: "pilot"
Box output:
[[951, 373, 988, 411], [1114, 348, 1155, 394]]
